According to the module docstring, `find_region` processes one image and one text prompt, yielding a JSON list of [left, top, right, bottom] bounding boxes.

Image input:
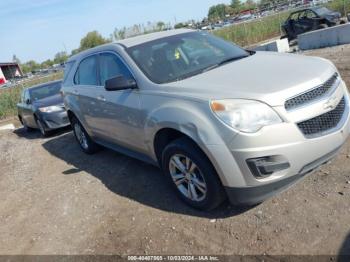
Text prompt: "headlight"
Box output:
[[210, 99, 282, 133], [38, 105, 63, 113]]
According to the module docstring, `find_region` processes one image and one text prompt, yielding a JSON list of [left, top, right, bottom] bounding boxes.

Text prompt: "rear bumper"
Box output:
[[225, 145, 342, 206]]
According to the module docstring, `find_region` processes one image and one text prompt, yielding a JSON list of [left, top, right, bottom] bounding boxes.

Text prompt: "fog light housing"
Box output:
[[247, 156, 290, 179]]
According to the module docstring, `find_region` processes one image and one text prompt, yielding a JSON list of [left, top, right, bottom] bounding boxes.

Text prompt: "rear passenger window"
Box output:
[[63, 60, 75, 82], [99, 53, 132, 86], [74, 56, 98, 85]]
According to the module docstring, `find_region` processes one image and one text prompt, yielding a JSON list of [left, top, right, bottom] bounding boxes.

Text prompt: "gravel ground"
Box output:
[[1, 45, 350, 256]]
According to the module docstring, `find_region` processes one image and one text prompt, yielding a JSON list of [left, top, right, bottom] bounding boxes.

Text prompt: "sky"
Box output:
[[0, 0, 230, 63]]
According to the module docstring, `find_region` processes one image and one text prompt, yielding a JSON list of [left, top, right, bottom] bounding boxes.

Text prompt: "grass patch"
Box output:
[[0, 72, 63, 120], [213, 12, 291, 47]]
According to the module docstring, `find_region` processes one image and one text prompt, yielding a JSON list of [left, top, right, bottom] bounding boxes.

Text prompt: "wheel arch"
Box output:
[[152, 126, 232, 187], [66, 109, 94, 138], [153, 128, 195, 166]]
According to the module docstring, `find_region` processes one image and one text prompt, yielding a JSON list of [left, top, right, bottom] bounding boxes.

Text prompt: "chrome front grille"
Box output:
[[285, 73, 339, 111], [297, 97, 346, 137]]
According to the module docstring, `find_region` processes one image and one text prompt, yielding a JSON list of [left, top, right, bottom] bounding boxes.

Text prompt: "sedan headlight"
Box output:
[[210, 99, 282, 133], [38, 105, 63, 113]]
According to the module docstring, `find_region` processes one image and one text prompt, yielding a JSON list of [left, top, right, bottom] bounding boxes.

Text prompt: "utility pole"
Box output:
[[62, 43, 68, 54]]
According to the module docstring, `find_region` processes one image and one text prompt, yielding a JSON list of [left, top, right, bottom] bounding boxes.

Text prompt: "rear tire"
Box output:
[[162, 137, 226, 211], [71, 116, 100, 154]]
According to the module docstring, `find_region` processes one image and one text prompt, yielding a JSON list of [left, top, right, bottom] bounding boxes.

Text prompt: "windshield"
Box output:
[[30, 82, 62, 101], [314, 7, 331, 16], [127, 32, 250, 84]]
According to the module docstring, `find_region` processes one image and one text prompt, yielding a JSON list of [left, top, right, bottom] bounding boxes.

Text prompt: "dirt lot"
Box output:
[[1, 45, 350, 256]]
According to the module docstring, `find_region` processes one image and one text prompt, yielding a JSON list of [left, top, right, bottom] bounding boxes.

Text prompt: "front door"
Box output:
[[94, 52, 145, 153], [20, 89, 36, 128]]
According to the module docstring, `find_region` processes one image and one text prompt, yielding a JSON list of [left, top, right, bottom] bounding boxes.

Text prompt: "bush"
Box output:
[[327, 0, 350, 16]]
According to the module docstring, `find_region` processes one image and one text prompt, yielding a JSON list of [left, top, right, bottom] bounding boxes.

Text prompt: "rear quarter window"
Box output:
[[74, 55, 98, 86], [63, 61, 75, 83]]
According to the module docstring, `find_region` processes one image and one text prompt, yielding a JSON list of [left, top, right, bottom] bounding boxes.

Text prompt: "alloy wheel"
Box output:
[[74, 123, 88, 150], [169, 154, 207, 202]]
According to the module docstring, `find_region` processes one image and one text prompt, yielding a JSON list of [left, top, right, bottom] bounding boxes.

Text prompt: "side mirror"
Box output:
[[26, 98, 31, 105], [105, 76, 137, 91]]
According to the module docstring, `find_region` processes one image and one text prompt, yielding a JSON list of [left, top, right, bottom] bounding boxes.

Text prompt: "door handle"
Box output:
[[97, 95, 106, 102]]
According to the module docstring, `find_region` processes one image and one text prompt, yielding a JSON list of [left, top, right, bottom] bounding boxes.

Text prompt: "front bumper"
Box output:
[[38, 110, 70, 131], [225, 145, 342, 205]]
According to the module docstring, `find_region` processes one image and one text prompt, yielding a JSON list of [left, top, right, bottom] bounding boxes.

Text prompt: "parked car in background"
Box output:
[[17, 80, 69, 136], [282, 7, 343, 41], [63, 29, 349, 210]]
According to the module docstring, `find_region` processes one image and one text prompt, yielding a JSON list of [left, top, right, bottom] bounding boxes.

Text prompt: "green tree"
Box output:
[[231, 0, 242, 11], [41, 59, 54, 69], [156, 21, 165, 31], [21, 60, 40, 74], [53, 51, 68, 65], [245, 0, 257, 10], [78, 31, 110, 52], [208, 4, 227, 21], [174, 22, 186, 29], [113, 27, 127, 40]]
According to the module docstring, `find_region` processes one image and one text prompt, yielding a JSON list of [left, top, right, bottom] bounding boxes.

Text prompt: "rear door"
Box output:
[[73, 54, 101, 135]]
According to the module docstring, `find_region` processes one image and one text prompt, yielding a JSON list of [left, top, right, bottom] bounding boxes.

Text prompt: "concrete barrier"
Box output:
[[0, 124, 15, 131], [253, 38, 290, 52], [298, 23, 350, 50]]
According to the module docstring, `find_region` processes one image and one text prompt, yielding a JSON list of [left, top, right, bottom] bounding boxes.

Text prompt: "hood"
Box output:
[[324, 11, 341, 20], [33, 94, 64, 108], [163, 52, 336, 106]]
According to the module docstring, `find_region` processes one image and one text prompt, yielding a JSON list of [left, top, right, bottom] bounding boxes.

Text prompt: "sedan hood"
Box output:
[[33, 94, 64, 108], [324, 12, 341, 20], [164, 52, 336, 106]]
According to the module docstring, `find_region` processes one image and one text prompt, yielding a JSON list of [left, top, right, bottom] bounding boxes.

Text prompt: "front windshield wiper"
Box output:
[[218, 55, 250, 66], [201, 55, 249, 73]]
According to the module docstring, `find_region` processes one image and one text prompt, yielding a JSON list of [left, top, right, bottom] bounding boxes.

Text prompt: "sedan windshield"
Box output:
[[30, 82, 62, 101], [314, 7, 331, 16], [127, 32, 250, 84]]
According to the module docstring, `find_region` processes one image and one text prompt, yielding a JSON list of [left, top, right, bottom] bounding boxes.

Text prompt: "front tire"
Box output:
[[71, 117, 100, 154], [162, 137, 226, 211], [36, 118, 50, 137]]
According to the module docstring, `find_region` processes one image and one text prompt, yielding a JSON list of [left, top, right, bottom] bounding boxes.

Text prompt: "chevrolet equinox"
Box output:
[[62, 29, 350, 210]]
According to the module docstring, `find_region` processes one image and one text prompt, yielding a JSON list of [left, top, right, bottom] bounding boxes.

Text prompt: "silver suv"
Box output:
[[62, 29, 350, 210]]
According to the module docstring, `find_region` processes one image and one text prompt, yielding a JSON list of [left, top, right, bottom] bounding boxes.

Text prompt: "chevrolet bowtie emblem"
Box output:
[[324, 95, 338, 110]]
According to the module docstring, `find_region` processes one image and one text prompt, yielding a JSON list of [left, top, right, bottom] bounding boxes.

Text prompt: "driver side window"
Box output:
[[99, 53, 132, 86], [306, 10, 317, 19]]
